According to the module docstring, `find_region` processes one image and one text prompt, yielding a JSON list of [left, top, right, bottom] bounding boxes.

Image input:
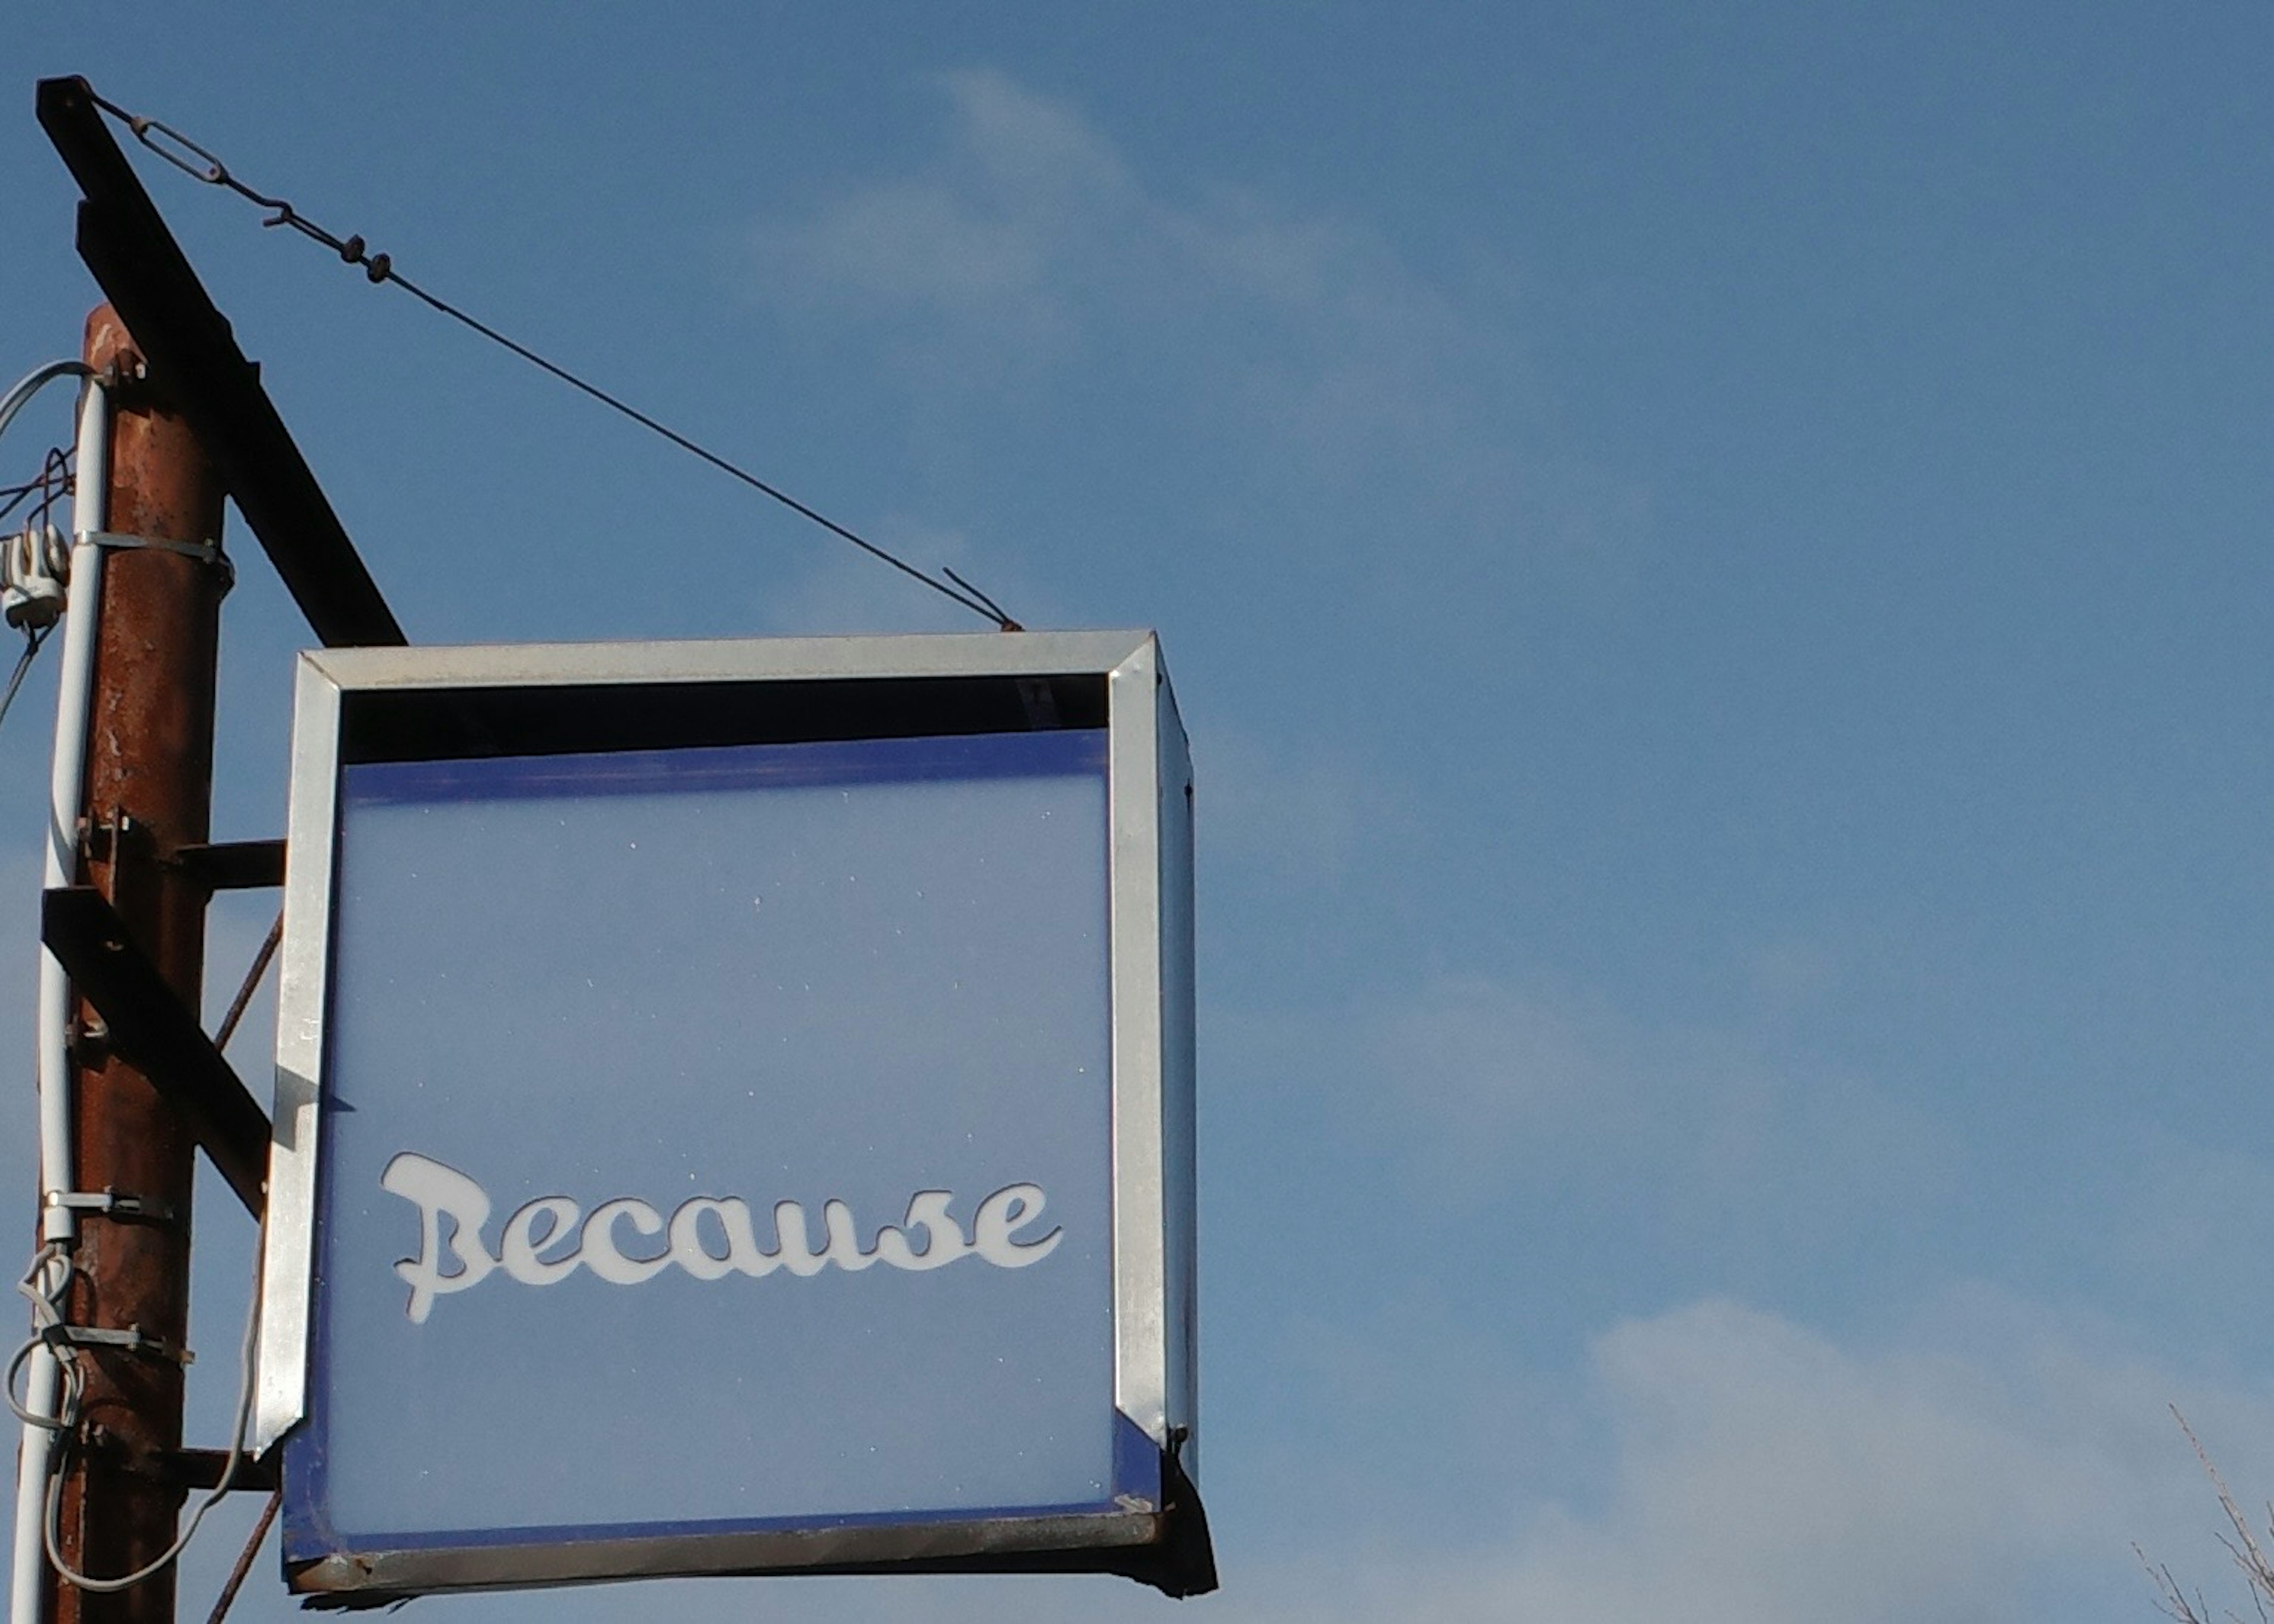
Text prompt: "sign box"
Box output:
[[253, 631, 1209, 1601]]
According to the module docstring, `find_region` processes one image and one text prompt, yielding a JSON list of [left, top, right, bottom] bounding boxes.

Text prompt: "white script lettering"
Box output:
[[380, 1153, 498, 1324], [380, 1152, 1063, 1323]]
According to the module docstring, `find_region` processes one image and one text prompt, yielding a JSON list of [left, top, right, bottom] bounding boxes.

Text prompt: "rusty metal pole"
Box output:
[[46, 304, 227, 1624]]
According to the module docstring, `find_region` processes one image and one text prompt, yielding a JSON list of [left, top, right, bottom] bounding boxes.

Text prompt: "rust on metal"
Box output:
[[52, 302, 229, 1624]]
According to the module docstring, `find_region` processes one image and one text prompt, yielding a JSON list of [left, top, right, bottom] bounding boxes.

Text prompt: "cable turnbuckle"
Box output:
[[85, 83, 1017, 629]]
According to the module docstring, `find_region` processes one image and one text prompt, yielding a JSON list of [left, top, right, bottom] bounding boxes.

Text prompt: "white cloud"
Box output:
[[1357, 971, 1961, 1238], [1495, 1300, 2102, 1616], [744, 68, 1637, 559], [749, 69, 1132, 356], [1422, 1295, 2272, 1624], [796, 182, 1058, 307], [492, 1295, 2274, 1624]]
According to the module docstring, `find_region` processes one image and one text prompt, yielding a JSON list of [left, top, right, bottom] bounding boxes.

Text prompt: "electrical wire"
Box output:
[[24, 449, 70, 538], [0, 628, 52, 738], [85, 89, 1023, 632], [0, 380, 83, 747], [0, 451, 70, 526], [43, 1237, 261, 1594], [17, 905, 284, 1593], [0, 366, 89, 462], [5, 1249, 77, 1434]]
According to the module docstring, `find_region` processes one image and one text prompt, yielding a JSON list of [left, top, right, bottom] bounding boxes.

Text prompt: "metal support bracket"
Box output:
[[170, 1447, 278, 1493], [41, 885, 269, 1217], [36, 75, 407, 648], [169, 837, 286, 891], [44, 1189, 181, 1231]]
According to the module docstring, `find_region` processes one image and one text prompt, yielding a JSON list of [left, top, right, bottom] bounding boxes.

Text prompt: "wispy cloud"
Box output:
[[538, 1292, 2274, 1624], [1352, 970, 1960, 1234], [1426, 1294, 2271, 1624], [745, 68, 1637, 561], [753, 70, 1127, 340], [1201, 728, 1405, 883]]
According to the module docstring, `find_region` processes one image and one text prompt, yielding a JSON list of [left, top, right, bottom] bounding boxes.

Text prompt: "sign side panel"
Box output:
[[256, 654, 344, 1453], [1108, 639, 1169, 1443], [1155, 677, 1199, 1479]]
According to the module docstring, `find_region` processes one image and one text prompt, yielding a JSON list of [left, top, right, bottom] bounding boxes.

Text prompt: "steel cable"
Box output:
[[86, 91, 1021, 632]]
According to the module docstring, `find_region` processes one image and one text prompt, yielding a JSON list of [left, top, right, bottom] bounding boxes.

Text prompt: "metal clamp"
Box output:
[[44, 1189, 180, 1230], [76, 529, 220, 565], [76, 529, 236, 594], [40, 1323, 193, 1367]]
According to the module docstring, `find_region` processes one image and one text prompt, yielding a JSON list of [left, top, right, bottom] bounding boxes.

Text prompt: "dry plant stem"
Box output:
[[2149, 1407, 2274, 1624], [2137, 1542, 2218, 1624]]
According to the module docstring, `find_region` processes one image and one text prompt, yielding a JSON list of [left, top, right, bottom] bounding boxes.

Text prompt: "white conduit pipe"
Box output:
[[9, 374, 109, 1624], [41, 378, 108, 1244]]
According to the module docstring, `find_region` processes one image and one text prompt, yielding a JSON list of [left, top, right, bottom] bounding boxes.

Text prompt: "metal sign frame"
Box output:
[[254, 629, 1209, 1601]]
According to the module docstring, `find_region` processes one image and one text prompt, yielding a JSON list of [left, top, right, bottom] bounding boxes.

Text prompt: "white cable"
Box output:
[[44, 1238, 263, 1594], [0, 363, 88, 454], [4, 1301, 64, 1624], [6, 363, 266, 1605], [4, 1249, 78, 1433], [9, 372, 105, 1624]]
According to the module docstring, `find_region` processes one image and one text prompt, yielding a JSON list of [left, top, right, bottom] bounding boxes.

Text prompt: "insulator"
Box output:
[[2, 522, 68, 630]]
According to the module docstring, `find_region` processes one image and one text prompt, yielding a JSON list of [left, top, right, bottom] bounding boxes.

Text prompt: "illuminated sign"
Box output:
[[254, 632, 1209, 1601]]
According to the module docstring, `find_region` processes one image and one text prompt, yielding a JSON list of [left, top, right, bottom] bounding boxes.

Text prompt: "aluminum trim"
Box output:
[[1107, 638, 1169, 1442], [1154, 678, 1199, 1477], [300, 629, 1155, 693], [255, 654, 343, 1453]]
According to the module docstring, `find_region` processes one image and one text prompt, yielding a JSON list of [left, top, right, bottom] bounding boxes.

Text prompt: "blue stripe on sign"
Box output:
[[343, 728, 1108, 807]]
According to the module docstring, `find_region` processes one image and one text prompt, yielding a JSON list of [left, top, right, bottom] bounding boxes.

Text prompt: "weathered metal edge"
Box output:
[[289, 1507, 1163, 1597], [253, 655, 343, 1453]]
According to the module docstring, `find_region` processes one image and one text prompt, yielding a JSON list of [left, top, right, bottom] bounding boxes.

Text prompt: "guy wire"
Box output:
[[85, 89, 1020, 632]]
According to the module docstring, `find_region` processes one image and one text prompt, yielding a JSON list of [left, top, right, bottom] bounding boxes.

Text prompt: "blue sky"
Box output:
[[4, 5, 2274, 1620]]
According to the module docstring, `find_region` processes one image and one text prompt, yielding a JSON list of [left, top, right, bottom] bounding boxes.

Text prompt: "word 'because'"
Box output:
[[381, 1152, 1064, 1324]]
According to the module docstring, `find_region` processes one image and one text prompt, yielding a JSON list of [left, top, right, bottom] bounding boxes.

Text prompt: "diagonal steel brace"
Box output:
[[41, 886, 268, 1217]]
